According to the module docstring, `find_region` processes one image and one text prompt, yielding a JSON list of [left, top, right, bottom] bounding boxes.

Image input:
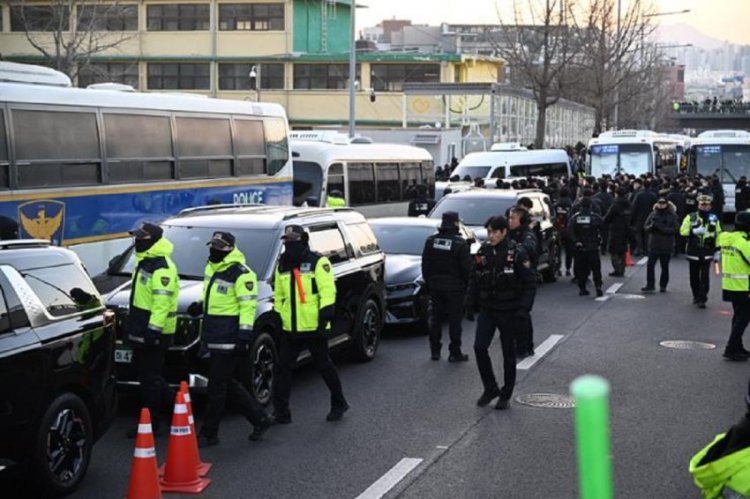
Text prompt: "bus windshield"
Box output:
[[589, 144, 653, 177], [451, 165, 492, 180], [293, 161, 323, 206], [697, 145, 750, 183]]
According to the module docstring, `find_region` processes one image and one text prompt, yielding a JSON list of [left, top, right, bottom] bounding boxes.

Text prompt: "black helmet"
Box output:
[[736, 211, 750, 232]]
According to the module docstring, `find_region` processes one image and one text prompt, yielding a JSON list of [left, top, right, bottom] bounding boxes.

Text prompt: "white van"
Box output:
[[435, 149, 572, 199]]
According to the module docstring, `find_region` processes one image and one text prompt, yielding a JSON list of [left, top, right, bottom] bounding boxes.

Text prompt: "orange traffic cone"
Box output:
[[625, 250, 634, 266], [158, 382, 211, 477], [125, 408, 163, 499], [160, 391, 211, 494]]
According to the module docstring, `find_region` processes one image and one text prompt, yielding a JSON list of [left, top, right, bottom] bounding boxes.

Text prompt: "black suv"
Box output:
[[97, 206, 386, 405], [0, 240, 116, 496], [429, 189, 559, 282]]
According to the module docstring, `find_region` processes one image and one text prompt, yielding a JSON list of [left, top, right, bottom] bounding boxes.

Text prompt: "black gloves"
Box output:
[[319, 305, 335, 323], [143, 328, 161, 347], [187, 301, 203, 318]]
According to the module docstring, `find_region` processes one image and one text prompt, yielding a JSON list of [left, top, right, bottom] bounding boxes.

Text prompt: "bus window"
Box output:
[[176, 117, 232, 179], [327, 163, 345, 200], [103, 113, 174, 183], [723, 145, 750, 183], [375, 163, 400, 202], [234, 119, 265, 175], [264, 117, 289, 175], [293, 161, 322, 206], [509, 162, 568, 178], [348, 162, 375, 205], [490, 167, 507, 179], [420, 160, 435, 197], [13, 109, 100, 188], [399, 162, 420, 199], [0, 110, 7, 189]]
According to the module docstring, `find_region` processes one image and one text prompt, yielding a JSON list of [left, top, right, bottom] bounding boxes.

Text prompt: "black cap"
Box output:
[[439, 211, 459, 230], [281, 224, 307, 242], [207, 231, 235, 250], [129, 222, 163, 239]]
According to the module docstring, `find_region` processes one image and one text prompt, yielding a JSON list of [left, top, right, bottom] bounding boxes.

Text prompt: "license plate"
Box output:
[[115, 349, 133, 364]]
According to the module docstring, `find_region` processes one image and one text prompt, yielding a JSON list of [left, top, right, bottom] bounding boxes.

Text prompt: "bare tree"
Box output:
[[490, 0, 588, 148], [9, 1, 137, 84]]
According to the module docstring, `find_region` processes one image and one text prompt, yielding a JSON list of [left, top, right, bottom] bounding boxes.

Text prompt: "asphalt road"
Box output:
[[4, 255, 747, 498]]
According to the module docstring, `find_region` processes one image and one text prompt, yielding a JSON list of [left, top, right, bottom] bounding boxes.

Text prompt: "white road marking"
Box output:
[[436, 445, 448, 450], [517, 334, 564, 370], [637, 257, 648, 266], [355, 458, 423, 499], [605, 283, 623, 294], [594, 295, 611, 302]]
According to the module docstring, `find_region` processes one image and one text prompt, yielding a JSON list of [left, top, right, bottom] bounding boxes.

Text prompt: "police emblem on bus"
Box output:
[[18, 200, 65, 245]]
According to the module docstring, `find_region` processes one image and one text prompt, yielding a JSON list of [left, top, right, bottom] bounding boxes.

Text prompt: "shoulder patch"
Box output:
[[323, 263, 331, 273], [433, 238, 453, 251], [160, 276, 170, 286], [245, 281, 254, 292]]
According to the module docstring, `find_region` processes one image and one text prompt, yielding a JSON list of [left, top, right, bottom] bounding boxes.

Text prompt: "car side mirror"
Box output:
[[107, 255, 120, 274]]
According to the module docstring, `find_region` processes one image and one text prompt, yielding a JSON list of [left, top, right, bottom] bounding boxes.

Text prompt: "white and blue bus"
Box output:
[[0, 62, 292, 273], [686, 130, 750, 215], [587, 130, 679, 178]]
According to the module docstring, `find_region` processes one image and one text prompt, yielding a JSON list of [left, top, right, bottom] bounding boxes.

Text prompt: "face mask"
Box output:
[[283, 241, 307, 264], [209, 248, 229, 263], [135, 238, 155, 253]]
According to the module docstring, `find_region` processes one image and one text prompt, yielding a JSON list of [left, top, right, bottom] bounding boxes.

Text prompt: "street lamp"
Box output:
[[249, 65, 260, 102]]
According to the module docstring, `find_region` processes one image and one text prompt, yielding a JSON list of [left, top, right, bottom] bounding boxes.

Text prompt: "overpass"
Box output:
[[672, 111, 750, 132]]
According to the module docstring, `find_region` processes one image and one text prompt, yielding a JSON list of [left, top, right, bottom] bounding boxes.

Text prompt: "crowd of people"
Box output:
[[673, 97, 750, 115]]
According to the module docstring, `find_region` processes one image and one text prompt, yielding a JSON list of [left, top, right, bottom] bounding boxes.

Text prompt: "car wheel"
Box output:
[[351, 297, 382, 361], [32, 393, 93, 496], [249, 331, 276, 406], [541, 242, 559, 283], [417, 294, 432, 335]]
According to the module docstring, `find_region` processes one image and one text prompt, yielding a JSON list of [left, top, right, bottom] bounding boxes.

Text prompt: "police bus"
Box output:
[[685, 130, 750, 214], [290, 132, 434, 217], [0, 62, 292, 274], [586, 130, 679, 178]]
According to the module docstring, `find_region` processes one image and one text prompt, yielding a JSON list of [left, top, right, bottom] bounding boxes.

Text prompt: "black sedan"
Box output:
[[369, 217, 477, 333]]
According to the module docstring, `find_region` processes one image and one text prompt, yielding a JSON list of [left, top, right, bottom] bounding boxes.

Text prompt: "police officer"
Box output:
[[508, 206, 538, 358], [326, 189, 346, 208], [568, 195, 604, 297], [125, 222, 179, 437], [719, 212, 750, 361], [272, 225, 349, 422], [192, 232, 272, 448], [554, 187, 575, 276], [466, 216, 536, 410], [408, 184, 436, 217], [421, 211, 471, 361], [736, 177, 750, 213], [680, 195, 721, 308]]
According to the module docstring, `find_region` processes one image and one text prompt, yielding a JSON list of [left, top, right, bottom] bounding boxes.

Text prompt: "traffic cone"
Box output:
[[625, 250, 633, 266], [159, 381, 212, 477], [160, 391, 211, 494], [125, 408, 163, 499]]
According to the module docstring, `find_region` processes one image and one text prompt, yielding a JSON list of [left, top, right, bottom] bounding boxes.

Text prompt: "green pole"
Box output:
[[571, 375, 613, 499]]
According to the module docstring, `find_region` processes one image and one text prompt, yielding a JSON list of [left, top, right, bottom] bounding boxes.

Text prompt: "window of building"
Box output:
[[24, 264, 102, 317], [293, 64, 360, 90], [11, 4, 70, 31], [370, 64, 440, 92], [218, 3, 284, 31], [147, 4, 209, 31], [347, 162, 375, 205], [308, 225, 349, 264], [78, 4, 138, 31], [218, 63, 284, 90], [78, 62, 139, 88], [147, 63, 210, 90]]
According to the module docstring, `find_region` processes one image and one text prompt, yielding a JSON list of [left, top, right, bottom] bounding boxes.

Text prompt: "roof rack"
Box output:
[[178, 203, 266, 215], [0, 239, 51, 250]]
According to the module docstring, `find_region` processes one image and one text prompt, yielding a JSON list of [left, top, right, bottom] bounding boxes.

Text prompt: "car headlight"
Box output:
[[386, 282, 419, 292]]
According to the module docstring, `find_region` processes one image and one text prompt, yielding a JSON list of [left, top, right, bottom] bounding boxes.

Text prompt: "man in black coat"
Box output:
[[736, 177, 750, 213], [667, 182, 687, 255], [642, 198, 679, 293], [568, 194, 604, 297], [593, 181, 614, 255], [422, 211, 472, 362], [630, 179, 658, 256], [407, 184, 436, 217], [508, 206, 539, 358], [603, 187, 632, 277]]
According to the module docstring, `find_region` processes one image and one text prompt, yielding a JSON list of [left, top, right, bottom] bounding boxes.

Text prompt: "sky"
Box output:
[[356, 0, 750, 46]]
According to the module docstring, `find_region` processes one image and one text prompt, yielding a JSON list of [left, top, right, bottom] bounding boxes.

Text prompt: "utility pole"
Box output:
[[348, 1, 357, 138]]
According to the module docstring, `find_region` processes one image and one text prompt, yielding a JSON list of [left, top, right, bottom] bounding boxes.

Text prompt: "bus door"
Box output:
[[326, 162, 345, 206]]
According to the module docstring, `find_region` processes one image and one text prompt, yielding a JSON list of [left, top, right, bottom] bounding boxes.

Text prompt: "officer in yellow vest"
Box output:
[[680, 194, 722, 308], [718, 212, 750, 361], [125, 222, 179, 437], [325, 189, 346, 208], [271, 225, 348, 423], [191, 231, 272, 448]]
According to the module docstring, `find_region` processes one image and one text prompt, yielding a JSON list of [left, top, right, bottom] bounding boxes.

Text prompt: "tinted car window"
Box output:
[[24, 264, 101, 317], [308, 225, 349, 263], [0, 271, 30, 329], [119, 226, 278, 279], [0, 284, 10, 334], [370, 224, 437, 256], [431, 197, 515, 226]]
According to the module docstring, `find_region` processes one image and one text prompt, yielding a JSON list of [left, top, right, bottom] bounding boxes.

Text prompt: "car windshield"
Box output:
[[370, 223, 438, 255], [430, 197, 516, 226], [118, 226, 278, 279], [451, 165, 492, 180]]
